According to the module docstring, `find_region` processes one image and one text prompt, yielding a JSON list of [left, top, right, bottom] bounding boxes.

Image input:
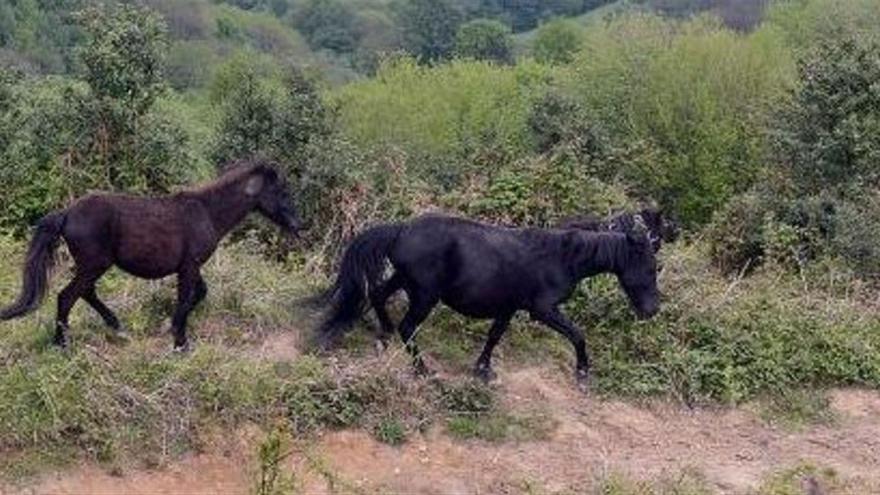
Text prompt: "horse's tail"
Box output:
[[0, 211, 67, 320], [316, 224, 404, 347]]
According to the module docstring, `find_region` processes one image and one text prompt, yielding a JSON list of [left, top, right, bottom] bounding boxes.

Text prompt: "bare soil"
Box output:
[[8, 364, 880, 495]]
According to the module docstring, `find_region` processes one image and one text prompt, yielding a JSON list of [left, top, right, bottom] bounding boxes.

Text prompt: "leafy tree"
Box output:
[[293, 0, 361, 53], [212, 67, 276, 163], [0, 2, 14, 47], [774, 37, 880, 194], [453, 19, 513, 64], [77, 5, 167, 115], [395, 0, 463, 63], [212, 58, 334, 171], [0, 4, 191, 231], [532, 19, 582, 64]]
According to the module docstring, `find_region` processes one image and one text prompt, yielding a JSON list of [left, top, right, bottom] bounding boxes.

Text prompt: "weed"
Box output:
[[373, 416, 407, 446], [757, 463, 841, 495], [594, 469, 712, 495], [758, 389, 836, 429], [253, 426, 296, 495]]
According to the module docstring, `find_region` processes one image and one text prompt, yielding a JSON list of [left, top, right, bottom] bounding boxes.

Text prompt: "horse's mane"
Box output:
[[559, 211, 629, 232], [179, 159, 263, 196], [582, 230, 631, 269]]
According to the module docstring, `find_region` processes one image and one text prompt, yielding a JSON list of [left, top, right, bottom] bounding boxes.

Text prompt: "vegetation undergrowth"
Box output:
[[2, 0, 880, 487]]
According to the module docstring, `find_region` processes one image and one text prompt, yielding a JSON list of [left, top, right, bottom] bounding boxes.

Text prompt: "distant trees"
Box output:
[[292, 0, 361, 53], [473, 0, 605, 32], [0, 0, 83, 73], [395, 0, 463, 63], [532, 19, 583, 64], [454, 19, 512, 64]]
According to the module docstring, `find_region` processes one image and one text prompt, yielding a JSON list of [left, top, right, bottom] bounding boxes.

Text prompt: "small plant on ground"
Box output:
[[758, 389, 836, 429], [757, 464, 843, 495], [373, 416, 407, 446], [594, 469, 712, 495], [253, 426, 296, 495]]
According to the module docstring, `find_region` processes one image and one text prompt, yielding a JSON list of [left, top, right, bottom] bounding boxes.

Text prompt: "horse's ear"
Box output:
[[627, 215, 651, 245], [245, 174, 265, 196]]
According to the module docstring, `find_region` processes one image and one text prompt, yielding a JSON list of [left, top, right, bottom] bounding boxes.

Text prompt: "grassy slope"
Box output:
[[1, 231, 878, 484]]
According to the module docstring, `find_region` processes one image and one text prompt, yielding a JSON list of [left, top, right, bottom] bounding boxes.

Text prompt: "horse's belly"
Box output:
[[115, 242, 183, 278], [116, 258, 178, 279], [441, 285, 521, 319]]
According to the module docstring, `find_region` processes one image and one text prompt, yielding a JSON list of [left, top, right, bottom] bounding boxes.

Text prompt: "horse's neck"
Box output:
[[190, 181, 255, 238], [570, 233, 623, 279]]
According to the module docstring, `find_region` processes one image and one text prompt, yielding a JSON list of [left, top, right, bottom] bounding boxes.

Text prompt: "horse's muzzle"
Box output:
[[285, 216, 302, 238]]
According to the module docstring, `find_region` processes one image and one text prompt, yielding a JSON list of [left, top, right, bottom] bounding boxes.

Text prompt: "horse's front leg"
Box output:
[[531, 306, 591, 389], [171, 266, 202, 352], [474, 314, 514, 382]]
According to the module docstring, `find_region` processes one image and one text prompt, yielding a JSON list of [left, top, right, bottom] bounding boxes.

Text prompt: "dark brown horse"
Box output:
[[1, 158, 300, 350]]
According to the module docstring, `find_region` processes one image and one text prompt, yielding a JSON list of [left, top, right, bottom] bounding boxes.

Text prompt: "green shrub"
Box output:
[[0, 5, 194, 233], [830, 194, 880, 281], [454, 19, 513, 64], [467, 152, 631, 226], [531, 18, 583, 65], [373, 417, 406, 446], [336, 57, 548, 172], [568, 242, 880, 404], [772, 36, 880, 195], [559, 14, 794, 225], [705, 192, 770, 274]]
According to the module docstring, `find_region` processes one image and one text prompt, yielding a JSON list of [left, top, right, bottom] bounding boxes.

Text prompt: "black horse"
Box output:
[[1, 158, 300, 351], [559, 207, 680, 253], [318, 214, 660, 386], [326, 207, 677, 350]]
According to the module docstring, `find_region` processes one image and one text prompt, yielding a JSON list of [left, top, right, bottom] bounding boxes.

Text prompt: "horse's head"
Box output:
[[244, 161, 301, 235], [617, 228, 660, 320]]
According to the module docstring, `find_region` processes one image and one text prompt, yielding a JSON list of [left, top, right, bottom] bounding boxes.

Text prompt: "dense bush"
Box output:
[[292, 0, 361, 54], [394, 0, 463, 63], [773, 37, 880, 195], [558, 14, 794, 225], [335, 58, 549, 181], [567, 243, 880, 403], [453, 19, 513, 64], [0, 5, 193, 232], [531, 18, 583, 65]]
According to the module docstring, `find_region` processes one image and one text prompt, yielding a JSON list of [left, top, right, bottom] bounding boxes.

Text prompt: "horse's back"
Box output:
[[63, 193, 200, 278], [391, 214, 566, 317]]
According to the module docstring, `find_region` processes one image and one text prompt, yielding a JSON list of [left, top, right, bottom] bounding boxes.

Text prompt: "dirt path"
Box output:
[[8, 366, 880, 495]]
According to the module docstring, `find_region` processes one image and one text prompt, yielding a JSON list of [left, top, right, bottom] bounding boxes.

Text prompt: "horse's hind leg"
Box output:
[[396, 289, 437, 375], [474, 314, 513, 382], [54, 270, 104, 348], [83, 287, 122, 333], [370, 272, 403, 350]]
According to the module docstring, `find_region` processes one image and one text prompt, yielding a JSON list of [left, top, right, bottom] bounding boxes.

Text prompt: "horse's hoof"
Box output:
[[414, 361, 433, 378], [172, 342, 191, 354], [373, 339, 389, 355], [109, 329, 131, 343], [575, 369, 590, 394], [474, 364, 497, 383]]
